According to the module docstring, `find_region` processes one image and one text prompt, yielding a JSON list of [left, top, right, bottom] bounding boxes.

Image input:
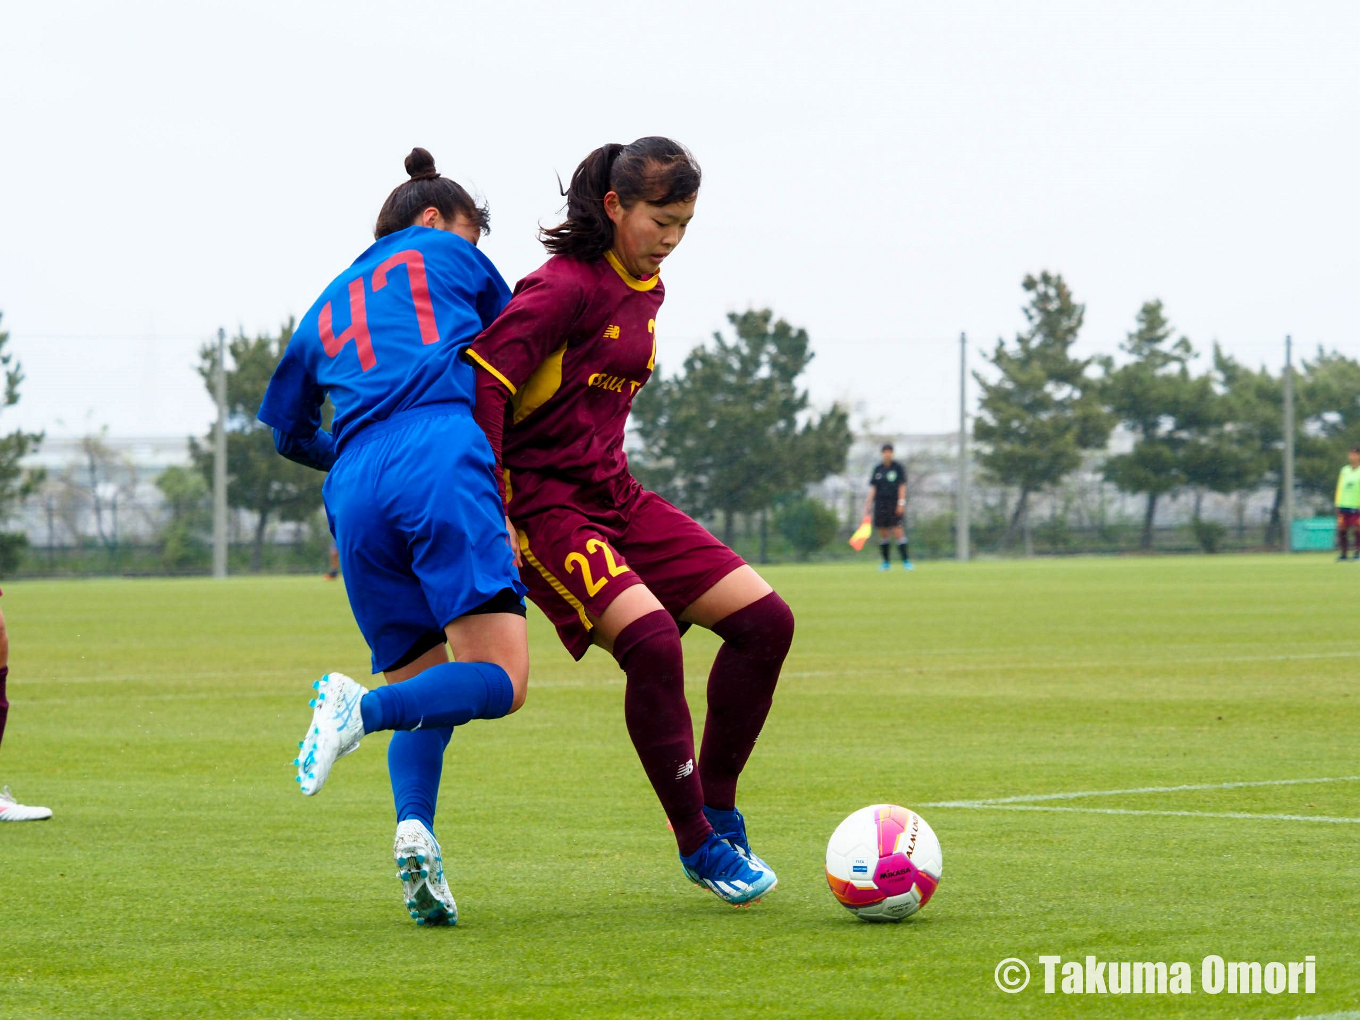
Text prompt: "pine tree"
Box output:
[[972, 273, 1110, 548], [0, 311, 44, 573], [1101, 301, 1213, 550], [631, 310, 851, 550]]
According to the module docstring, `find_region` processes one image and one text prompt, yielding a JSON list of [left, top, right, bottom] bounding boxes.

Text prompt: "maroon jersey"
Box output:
[[467, 251, 662, 518]]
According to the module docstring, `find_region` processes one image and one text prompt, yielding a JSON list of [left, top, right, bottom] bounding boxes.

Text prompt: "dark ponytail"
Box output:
[[540, 136, 701, 260], [374, 147, 491, 240]]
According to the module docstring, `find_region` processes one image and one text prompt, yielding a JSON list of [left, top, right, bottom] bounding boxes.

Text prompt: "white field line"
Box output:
[[923, 776, 1360, 825], [922, 775, 1360, 808], [783, 648, 1360, 680], [937, 804, 1360, 824]]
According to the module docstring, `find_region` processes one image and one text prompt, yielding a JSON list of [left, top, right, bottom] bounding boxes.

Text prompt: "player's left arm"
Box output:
[[897, 480, 906, 513], [259, 331, 326, 458]]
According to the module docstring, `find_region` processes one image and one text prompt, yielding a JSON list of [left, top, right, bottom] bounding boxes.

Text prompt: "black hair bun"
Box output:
[[405, 147, 439, 181]]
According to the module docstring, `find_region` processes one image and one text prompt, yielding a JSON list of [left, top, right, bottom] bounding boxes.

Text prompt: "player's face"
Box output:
[[1349, 450, 1360, 468], [882, 450, 894, 465], [605, 194, 696, 278]]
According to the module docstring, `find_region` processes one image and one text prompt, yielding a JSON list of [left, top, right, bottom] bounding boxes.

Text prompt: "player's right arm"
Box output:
[[466, 267, 585, 399], [465, 265, 586, 499]]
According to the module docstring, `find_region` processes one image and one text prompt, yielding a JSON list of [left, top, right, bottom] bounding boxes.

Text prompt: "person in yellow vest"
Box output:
[[1336, 446, 1360, 562]]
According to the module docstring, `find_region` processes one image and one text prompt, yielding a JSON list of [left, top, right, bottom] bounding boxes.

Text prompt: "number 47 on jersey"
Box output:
[[318, 249, 439, 372]]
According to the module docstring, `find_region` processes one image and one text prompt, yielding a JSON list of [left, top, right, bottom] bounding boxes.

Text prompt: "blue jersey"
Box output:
[[259, 226, 512, 457]]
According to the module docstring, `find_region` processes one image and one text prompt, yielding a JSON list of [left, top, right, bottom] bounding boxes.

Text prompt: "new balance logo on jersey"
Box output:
[[675, 758, 695, 780], [603, 324, 621, 339]]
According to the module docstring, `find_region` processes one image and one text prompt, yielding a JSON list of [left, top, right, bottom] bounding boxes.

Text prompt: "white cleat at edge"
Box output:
[[294, 672, 369, 797]]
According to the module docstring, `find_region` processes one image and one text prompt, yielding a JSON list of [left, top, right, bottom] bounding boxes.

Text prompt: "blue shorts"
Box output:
[[323, 406, 526, 674]]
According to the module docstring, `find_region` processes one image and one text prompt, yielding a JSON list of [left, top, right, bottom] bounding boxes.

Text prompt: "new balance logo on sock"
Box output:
[[675, 759, 694, 780]]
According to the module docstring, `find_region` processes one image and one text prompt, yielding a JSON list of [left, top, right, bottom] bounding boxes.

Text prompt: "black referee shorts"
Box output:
[[872, 505, 904, 529]]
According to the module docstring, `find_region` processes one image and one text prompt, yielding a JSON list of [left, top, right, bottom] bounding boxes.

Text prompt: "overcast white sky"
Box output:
[[1, 0, 1355, 441]]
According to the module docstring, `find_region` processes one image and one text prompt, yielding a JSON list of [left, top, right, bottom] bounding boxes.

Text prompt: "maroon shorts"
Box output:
[[514, 488, 746, 660], [1339, 509, 1360, 530]]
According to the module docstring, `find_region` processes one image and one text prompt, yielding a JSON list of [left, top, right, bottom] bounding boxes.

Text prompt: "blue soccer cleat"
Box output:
[[680, 831, 777, 906], [903, 560, 915, 571], [703, 805, 773, 873], [878, 561, 891, 572]]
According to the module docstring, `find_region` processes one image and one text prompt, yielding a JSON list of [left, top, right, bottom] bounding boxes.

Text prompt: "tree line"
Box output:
[[0, 281, 1354, 572], [974, 272, 1360, 550]]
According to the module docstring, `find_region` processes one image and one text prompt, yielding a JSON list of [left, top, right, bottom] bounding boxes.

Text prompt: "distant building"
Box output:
[[15, 435, 193, 547]]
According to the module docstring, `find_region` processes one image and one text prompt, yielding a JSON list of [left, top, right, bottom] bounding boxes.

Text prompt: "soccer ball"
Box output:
[[825, 804, 942, 922]]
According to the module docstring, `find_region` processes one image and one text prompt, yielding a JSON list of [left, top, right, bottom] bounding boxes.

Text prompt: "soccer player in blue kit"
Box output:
[[259, 149, 528, 926]]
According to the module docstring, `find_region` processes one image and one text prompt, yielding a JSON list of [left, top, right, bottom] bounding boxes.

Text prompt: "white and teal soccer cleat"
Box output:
[[394, 819, 457, 926], [293, 672, 368, 797], [0, 785, 51, 822], [680, 831, 777, 906]]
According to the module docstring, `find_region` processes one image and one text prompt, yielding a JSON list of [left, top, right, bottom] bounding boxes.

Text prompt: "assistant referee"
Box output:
[[863, 443, 913, 571]]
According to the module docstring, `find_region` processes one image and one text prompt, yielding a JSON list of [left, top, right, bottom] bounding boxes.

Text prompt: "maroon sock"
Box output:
[[1341, 528, 1350, 557], [698, 592, 795, 812], [0, 666, 8, 748], [613, 611, 710, 855]]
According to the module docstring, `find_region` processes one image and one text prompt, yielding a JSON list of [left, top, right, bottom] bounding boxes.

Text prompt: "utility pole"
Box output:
[[1282, 334, 1294, 553], [213, 327, 229, 578], [956, 333, 970, 561]]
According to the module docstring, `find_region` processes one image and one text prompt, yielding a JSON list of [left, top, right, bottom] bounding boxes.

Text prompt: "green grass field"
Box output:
[[2, 556, 1357, 1019]]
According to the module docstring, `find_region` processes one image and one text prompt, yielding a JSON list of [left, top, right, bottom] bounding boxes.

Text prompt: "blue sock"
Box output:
[[359, 661, 514, 733], [389, 727, 453, 835]]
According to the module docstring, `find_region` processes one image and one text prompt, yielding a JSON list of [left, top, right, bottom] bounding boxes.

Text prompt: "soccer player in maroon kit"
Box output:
[[466, 137, 792, 905]]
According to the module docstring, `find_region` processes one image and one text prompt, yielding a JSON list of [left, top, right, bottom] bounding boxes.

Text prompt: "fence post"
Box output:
[[1282, 335, 1294, 553], [213, 328, 229, 578], [956, 332, 970, 561]]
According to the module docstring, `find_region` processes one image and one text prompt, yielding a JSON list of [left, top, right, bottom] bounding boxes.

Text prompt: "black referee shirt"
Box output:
[[870, 461, 906, 507]]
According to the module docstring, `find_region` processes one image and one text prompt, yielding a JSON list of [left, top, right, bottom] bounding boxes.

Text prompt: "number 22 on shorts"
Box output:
[[564, 539, 630, 597]]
